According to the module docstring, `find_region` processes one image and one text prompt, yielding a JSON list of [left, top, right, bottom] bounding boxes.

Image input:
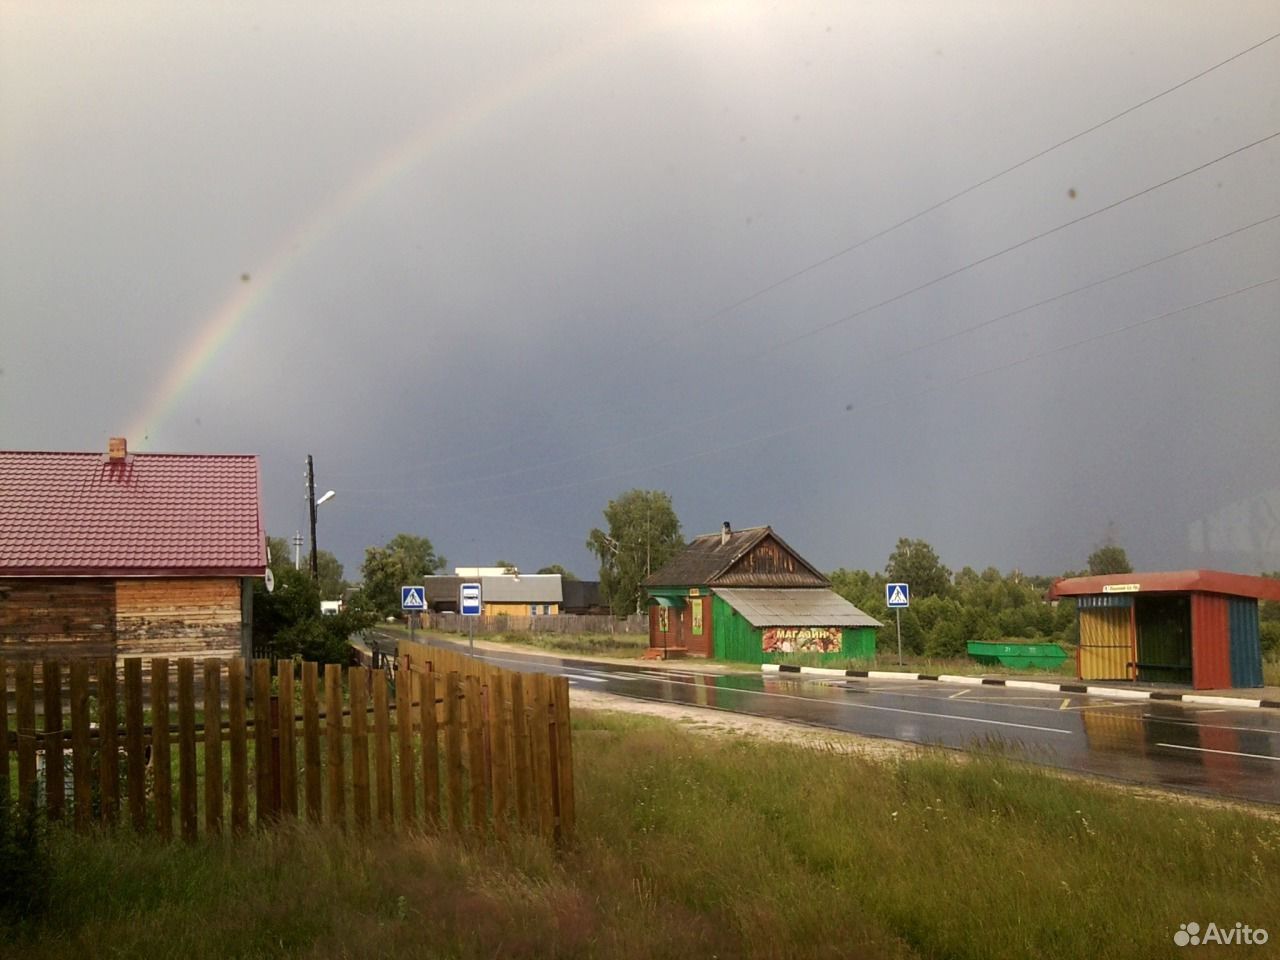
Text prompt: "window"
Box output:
[[691, 598, 703, 635], [530, 604, 538, 616], [658, 605, 669, 633]]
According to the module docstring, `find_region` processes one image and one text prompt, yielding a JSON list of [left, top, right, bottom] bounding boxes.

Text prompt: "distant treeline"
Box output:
[[829, 565, 1079, 657], [828, 539, 1280, 658]]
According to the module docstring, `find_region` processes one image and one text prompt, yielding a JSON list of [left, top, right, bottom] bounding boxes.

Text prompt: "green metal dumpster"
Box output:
[[966, 640, 1068, 670]]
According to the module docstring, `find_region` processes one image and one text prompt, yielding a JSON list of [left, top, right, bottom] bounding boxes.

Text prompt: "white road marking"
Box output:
[[421, 642, 1066, 735], [566, 675, 608, 684], [1157, 742, 1280, 763], [949, 689, 969, 700], [1142, 715, 1280, 736], [1060, 698, 1071, 711]]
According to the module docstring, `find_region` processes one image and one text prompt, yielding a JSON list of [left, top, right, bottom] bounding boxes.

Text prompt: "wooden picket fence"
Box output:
[[0, 645, 574, 843]]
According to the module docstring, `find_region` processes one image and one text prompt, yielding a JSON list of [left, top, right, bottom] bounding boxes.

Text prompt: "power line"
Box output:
[[686, 29, 1280, 334], [340, 212, 1280, 500], [327, 31, 1280, 487], [359, 276, 1278, 510], [753, 129, 1280, 358]]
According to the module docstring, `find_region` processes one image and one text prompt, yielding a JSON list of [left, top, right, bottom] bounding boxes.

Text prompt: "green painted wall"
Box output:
[[712, 594, 877, 664]]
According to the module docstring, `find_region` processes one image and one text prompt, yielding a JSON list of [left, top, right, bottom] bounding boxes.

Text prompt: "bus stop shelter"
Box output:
[[1048, 570, 1280, 690]]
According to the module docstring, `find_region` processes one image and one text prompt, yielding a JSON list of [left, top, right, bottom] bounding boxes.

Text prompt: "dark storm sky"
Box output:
[[2, 2, 1278, 580]]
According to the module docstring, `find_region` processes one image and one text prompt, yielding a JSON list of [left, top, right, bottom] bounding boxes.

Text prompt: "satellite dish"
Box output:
[[264, 568, 275, 593]]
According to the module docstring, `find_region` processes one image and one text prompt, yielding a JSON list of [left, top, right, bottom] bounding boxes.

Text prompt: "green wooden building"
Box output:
[[642, 524, 880, 662]]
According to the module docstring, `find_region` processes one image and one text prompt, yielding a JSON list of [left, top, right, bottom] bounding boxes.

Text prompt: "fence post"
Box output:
[[465, 674, 487, 832], [372, 668, 393, 826], [553, 675, 575, 843], [228, 659, 249, 834], [14, 662, 36, 812], [124, 658, 146, 832], [177, 659, 197, 841], [278, 663, 297, 818], [487, 672, 510, 839], [151, 658, 172, 840], [253, 660, 275, 825], [444, 672, 464, 832], [396, 656, 415, 826], [42, 660, 65, 822], [96, 659, 119, 825], [0, 659, 8, 798], [69, 660, 91, 829], [204, 660, 224, 836], [350, 666, 370, 828], [302, 661, 321, 822], [509, 674, 532, 829], [324, 663, 345, 827], [530, 674, 555, 841], [418, 667, 439, 828]]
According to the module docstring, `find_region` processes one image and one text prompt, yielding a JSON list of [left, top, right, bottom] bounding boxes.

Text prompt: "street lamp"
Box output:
[[316, 490, 336, 508]]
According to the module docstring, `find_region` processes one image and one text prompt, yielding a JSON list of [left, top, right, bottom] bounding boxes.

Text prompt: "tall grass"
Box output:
[[9, 711, 1279, 959]]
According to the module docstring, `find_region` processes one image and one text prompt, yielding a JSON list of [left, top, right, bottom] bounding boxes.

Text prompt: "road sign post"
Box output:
[[886, 583, 910, 666], [401, 585, 426, 642], [460, 582, 482, 653]]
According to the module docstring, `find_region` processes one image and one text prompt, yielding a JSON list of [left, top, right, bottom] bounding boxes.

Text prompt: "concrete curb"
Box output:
[[760, 663, 1280, 710]]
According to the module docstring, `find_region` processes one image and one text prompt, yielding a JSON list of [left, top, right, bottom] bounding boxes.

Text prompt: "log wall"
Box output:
[[0, 579, 116, 662], [0, 576, 243, 663], [115, 578, 242, 660]]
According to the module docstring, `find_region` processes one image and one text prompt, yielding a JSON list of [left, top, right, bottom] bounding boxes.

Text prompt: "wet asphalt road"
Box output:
[[379, 634, 1280, 806]]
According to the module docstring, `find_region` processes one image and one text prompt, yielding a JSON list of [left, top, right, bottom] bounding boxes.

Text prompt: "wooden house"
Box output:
[[642, 523, 880, 662], [0, 439, 267, 663]]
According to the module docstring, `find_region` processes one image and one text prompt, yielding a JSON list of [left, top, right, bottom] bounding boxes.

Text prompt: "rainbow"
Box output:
[[127, 6, 747, 447]]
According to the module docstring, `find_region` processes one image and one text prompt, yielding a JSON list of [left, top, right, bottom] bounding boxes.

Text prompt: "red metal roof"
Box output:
[[0, 450, 267, 577], [1049, 570, 1280, 602]]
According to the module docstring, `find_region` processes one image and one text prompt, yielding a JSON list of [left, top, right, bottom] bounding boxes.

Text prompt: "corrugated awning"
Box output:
[[714, 587, 881, 628], [650, 595, 684, 607]]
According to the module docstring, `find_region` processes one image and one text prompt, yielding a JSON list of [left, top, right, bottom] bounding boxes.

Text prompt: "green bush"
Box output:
[[0, 790, 51, 929]]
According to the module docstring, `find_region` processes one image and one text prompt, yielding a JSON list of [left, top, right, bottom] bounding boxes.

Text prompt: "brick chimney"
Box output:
[[721, 521, 731, 546], [108, 437, 128, 461]]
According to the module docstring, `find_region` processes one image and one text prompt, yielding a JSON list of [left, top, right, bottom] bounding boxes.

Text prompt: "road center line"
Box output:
[[1156, 742, 1280, 762]]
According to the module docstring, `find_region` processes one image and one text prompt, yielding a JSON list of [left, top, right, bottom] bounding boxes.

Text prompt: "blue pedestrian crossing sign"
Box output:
[[401, 585, 426, 611], [886, 583, 910, 608]]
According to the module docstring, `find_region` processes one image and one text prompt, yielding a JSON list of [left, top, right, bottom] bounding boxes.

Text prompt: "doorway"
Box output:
[[1135, 595, 1191, 684]]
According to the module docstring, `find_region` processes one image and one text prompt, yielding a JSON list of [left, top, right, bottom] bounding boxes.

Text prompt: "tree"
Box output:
[[359, 533, 446, 618], [884, 538, 952, 599], [587, 489, 684, 616], [536, 564, 578, 580], [266, 535, 345, 599], [252, 565, 374, 663], [1087, 544, 1132, 576], [494, 560, 518, 574]]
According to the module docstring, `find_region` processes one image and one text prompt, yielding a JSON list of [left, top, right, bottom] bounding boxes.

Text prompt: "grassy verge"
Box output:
[[1264, 656, 1280, 687], [9, 710, 1279, 959]]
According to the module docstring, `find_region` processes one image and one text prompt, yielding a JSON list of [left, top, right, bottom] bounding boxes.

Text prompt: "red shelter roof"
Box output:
[[0, 447, 267, 577], [1049, 569, 1280, 602]]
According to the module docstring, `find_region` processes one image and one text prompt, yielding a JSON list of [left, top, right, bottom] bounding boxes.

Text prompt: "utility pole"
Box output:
[[307, 454, 319, 581]]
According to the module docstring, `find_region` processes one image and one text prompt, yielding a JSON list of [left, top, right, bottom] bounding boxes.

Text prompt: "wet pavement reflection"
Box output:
[[394, 636, 1280, 805]]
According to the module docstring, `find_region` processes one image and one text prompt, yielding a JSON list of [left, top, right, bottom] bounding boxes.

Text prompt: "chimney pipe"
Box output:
[[721, 521, 730, 545], [108, 437, 128, 461]]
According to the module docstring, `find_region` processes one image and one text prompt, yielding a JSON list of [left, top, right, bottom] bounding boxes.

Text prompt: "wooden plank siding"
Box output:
[[0, 576, 244, 665], [115, 578, 241, 660], [0, 579, 116, 662]]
